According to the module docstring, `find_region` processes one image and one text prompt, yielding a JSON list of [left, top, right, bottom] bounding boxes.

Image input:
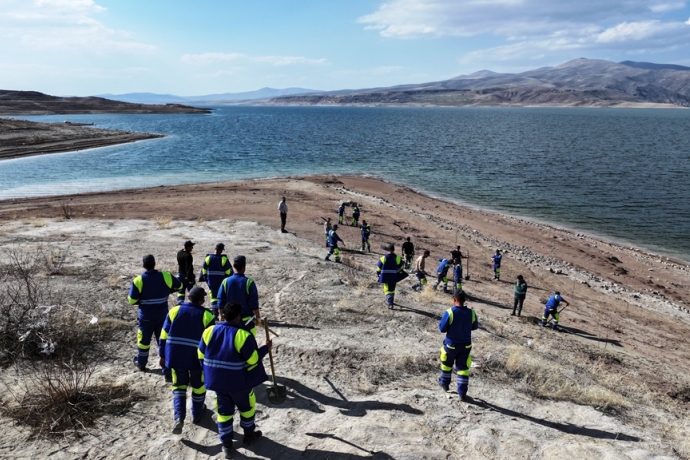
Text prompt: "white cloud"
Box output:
[[182, 52, 328, 67], [0, 0, 156, 54], [649, 2, 686, 12]]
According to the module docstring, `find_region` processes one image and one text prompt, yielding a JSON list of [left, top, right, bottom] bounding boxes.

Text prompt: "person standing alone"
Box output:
[[512, 275, 527, 317], [491, 249, 502, 281], [278, 197, 288, 233], [177, 240, 196, 304]]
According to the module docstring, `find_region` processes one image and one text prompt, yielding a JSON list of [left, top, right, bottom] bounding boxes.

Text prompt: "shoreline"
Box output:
[[0, 117, 165, 161], [0, 171, 687, 266]]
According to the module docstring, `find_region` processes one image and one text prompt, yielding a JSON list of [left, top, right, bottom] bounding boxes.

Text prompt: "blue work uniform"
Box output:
[[492, 253, 502, 280], [159, 302, 215, 422], [127, 270, 182, 369], [436, 258, 451, 291], [377, 253, 408, 307], [326, 229, 343, 262], [360, 223, 371, 252], [351, 205, 360, 226], [200, 254, 233, 314], [217, 273, 260, 335], [438, 305, 479, 396], [198, 322, 268, 448], [541, 294, 566, 329], [338, 204, 345, 224], [453, 263, 463, 292]]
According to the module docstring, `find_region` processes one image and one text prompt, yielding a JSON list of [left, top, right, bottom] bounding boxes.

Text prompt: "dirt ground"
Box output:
[[0, 176, 688, 459]]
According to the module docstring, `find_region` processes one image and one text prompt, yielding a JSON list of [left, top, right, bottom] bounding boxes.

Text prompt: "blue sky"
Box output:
[[1, 0, 689, 96]]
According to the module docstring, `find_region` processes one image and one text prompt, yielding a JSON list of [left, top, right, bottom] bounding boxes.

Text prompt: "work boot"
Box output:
[[460, 394, 468, 402], [222, 445, 233, 459], [132, 356, 145, 372], [172, 418, 184, 435], [440, 382, 449, 392], [335, 259, 342, 264], [443, 286, 448, 294], [192, 404, 206, 424], [243, 430, 263, 446], [325, 255, 330, 261]]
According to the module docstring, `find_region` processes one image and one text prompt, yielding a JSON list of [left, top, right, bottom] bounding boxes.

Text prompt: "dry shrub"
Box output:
[[1, 358, 144, 438], [60, 203, 73, 220], [37, 243, 71, 275], [155, 216, 173, 229]]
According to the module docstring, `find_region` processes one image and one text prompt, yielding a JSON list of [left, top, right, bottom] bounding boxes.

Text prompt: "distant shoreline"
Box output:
[[0, 117, 164, 161]]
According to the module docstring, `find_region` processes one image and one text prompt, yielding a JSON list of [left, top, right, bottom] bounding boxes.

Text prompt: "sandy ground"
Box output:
[[0, 176, 689, 459], [0, 117, 164, 160]]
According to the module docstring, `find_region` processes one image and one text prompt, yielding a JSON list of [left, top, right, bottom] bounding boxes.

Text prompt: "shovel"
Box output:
[[464, 250, 471, 280], [263, 317, 286, 405]]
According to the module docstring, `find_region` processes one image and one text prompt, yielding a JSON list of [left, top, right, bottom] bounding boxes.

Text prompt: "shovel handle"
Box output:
[[263, 317, 278, 387]]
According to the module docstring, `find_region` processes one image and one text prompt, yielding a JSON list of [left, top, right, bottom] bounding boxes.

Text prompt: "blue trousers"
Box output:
[[540, 307, 560, 329], [383, 281, 396, 306], [215, 389, 257, 447], [177, 273, 195, 303], [136, 315, 165, 368], [171, 368, 206, 421], [439, 341, 472, 396]]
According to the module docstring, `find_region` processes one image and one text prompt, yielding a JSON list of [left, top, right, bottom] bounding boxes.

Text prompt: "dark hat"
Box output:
[[381, 243, 394, 251], [555, 291, 560, 296], [233, 255, 246, 265], [142, 254, 155, 266], [188, 286, 206, 300], [184, 240, 195, 248], [215, 242, 225, 250]]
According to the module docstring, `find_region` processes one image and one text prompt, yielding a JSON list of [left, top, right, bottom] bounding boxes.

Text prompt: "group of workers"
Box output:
[[125, 199, 573, 458], [127, 242, 268, 459]]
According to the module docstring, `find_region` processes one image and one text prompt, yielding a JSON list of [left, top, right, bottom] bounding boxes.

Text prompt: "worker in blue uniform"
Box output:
[[351, 203, 360, 226], [199, 302, 271, 459], [377, 243, 408, 308], [200, 243, 233, 317], [453, 258, 463, 292], [338, 203, 345, 225], [435, 258, 451, 293], [360, 220, 371, 252], [540, 291, 570, 329], [438, 290, 478, 400], [491, 249, 502, 281], [325, 225, 345, 263], [127, 254, 182, 372], [217, 255, 261, 336], [177, 240, 196, 304], [159, 286, 215, 434]]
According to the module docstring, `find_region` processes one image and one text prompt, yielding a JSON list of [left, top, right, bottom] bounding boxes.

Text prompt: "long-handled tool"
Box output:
[[245, 315, 280, 337], [263, 317, 286, 405], [464, 249, 471, 280]]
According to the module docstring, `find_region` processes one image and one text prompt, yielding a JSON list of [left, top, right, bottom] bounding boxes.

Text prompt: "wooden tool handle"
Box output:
[[263, 317, 278, 386]]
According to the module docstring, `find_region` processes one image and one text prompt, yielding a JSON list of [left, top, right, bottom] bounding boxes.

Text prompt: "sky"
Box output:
[[1, 0, 690, 96]]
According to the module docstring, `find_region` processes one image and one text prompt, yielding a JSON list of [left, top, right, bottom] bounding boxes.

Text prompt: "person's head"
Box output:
[[233, 255, 246, 273], [184, 240, 195, 252], [142, 254, 156, 270], [406, 237, 411, 242], [188, 286, 206, 305], [281, 196, 286, 202], [382, 243, 394, 253], [215, 242, 225, 255], [456, 245, 461, 251], [517, 275, 524, 281], [362, 220, 367, 225], [555, 291, 560, 296], [453, 289, 466, 306], [332, 224, 338, 231], [423, 250, 430, 258], [326, 217, 331, 222], [496, 249, 501, 254], [221, 302, 243, 322]]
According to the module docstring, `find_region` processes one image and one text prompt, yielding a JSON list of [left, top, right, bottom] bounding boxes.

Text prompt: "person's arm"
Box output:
[[127, 277, 141, 305], [216, 280, 227, 310], [200, 257, 209, 282], [471, 310, 479, 330], [159, 308, 177, 365], [198, 325, 214, 368], [223, 258, 233, 276], [438, 310, 450, 333], [169, 273, 183, 293], [248, 279, 260, 320], [237, 330, 270, 368]]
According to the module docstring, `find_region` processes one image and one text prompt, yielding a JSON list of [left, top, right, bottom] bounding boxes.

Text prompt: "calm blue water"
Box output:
[[1, 106, 689, 261]]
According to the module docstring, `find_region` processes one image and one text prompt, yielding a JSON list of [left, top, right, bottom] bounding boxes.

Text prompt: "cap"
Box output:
[[188, 286, 207, 300], [233, 255, 246, 265], [215, 242, 225, 250], [142, 254, 155, 266], [184, 240, 195, 248]]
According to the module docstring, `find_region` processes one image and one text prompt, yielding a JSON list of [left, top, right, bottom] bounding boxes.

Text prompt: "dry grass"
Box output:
[[1, 358, 144, 438], [155, 215, 173, 229]]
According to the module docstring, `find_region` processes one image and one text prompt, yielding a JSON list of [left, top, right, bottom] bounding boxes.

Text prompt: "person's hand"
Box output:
[[159, 357, 165, 368], [255, 317, 262, 327], [263, 339, 273, 351]]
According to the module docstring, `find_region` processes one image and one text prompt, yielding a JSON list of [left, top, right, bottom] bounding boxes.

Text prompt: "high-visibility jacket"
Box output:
[[328, 230, 343, 248], [361, 223, 371, 239], [377, 253, 407, 284], [352, 206, 360, 218], [437, 258, 451, 276], [492, 254, 502, 268], [453, 263, 463, 282], [127, 270, 182, 319], [217, 273, 259, 318], [439, 306, 478, 346], [201, 254, 233, 289], [159, 301, 215, 370], [198, 322, 268, 392]]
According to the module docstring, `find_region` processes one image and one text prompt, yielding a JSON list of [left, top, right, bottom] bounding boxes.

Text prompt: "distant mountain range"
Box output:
[[97, 87, 320, 104], [266, 59, 690, 108]]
